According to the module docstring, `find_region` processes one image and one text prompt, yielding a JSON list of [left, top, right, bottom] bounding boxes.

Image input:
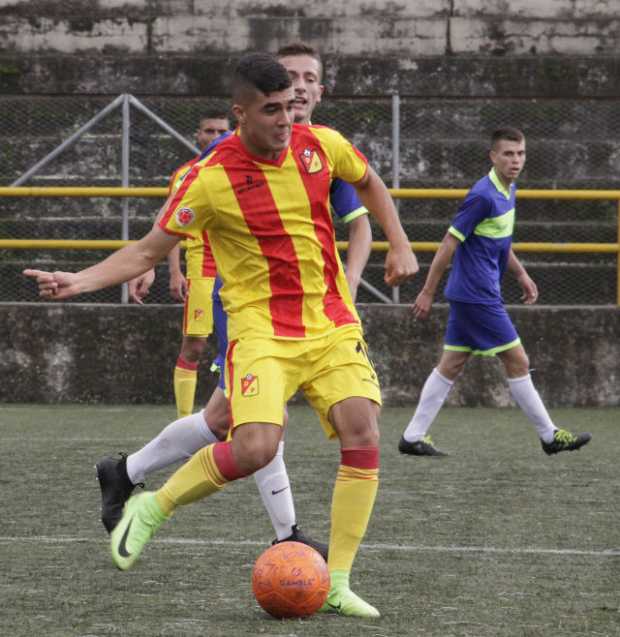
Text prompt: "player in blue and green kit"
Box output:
[[399, 127, 591, 457]]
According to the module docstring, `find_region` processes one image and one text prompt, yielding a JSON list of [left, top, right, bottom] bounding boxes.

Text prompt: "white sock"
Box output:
[[126, 411, 219, 484], [403, 368, 454, 442], [253, 441, 296, 541], [507, 374, 557, 442]]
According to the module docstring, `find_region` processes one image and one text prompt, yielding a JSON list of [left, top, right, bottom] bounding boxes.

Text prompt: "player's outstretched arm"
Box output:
[[24, 226, 180, 300], [345, 215, 372, 301], [352, 166, 418, 286], [507, 248, 538, 304], [413, 232, 459, 320]]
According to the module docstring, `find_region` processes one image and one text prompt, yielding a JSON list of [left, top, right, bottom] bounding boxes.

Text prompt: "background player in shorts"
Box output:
[[398, 127, 592, 457], [24, 52, 419, 618], [130, 110, 231, 418]]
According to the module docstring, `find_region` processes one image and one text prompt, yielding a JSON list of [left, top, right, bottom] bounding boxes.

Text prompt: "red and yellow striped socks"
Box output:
[[155, 441, 247, 515], [328, 446, 379, 574]]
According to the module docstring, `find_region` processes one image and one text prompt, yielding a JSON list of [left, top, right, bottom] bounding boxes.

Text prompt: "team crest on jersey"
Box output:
[[194, 308, 204, 321], [241, 373, 259, 397], [176, 207, 195, 226], [299, 148, 323, 174]]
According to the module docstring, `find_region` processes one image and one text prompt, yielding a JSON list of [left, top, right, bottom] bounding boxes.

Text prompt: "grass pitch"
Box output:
[[1, 404, 618, 637]]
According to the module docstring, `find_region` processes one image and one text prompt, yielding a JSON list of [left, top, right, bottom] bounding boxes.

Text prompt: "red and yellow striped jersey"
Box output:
[[168, 157, 216, 278], [160, 124, 368, 341]]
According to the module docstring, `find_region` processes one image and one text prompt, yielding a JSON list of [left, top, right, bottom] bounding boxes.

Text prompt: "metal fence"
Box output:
[[1, 94, 619, 305]]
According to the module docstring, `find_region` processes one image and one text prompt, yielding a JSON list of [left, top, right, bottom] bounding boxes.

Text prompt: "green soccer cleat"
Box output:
[[398, 434, 447, 457], [319, 587, 380, 618], [110, 491, 169, 571], [541, 429, 592, 455]]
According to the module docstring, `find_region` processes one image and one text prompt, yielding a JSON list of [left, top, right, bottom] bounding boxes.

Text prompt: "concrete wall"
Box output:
[[2, 302, 618, 407], [2, 1, 619, 56], [0, 1, 619, 96]]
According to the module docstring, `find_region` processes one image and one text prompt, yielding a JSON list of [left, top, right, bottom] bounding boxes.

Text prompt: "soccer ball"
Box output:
[[252, 541, 330, 618]]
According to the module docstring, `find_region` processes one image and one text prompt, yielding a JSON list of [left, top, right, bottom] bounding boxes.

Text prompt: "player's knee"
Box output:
[[349, 423, 379, 447], [181, 337, 207, 361], [511, 357, 530, 377], [329, 398, 380, 447], [439, 359, 465, 379], [232, 424, 281, 473], [502, 349, 529, 377]]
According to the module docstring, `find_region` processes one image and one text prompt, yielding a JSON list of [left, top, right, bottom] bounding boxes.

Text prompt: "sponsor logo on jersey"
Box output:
[[176, 207, 195, 226], [241, 373, 259, 397], [236, 175, 266, 194], [300, 148, 323, 174]]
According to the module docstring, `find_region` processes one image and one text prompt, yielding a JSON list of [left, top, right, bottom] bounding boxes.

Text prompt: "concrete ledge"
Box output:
[[2, 303, 618, 407], [1, 54, 619, 97]]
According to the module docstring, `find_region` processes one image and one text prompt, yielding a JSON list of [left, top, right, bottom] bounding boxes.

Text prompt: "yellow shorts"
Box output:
[[224, 326, 382, 438], [183, 277, 215, 337]]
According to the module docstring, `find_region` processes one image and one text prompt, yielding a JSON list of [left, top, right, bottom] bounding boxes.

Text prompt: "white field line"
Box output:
[[0, 535, 618, 557]]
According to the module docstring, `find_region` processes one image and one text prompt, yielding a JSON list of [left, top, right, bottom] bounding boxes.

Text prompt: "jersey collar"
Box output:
[[489, 168, 512, 199]]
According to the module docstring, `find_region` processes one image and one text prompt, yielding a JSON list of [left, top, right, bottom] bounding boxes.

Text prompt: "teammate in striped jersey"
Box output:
[[24, 53, 418, 617], [167, 111, 230, 418]]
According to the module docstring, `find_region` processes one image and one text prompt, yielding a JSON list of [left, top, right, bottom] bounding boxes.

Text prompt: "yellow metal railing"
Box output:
[[1, 186, 620, 200], [1, 187, 619, 303]]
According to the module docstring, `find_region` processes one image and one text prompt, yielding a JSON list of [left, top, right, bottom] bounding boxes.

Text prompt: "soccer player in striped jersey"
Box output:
[[103, 44, 372, 559], [168, 111, 230, 418], [399, 127, 592, 457], [129, 110, 231, 419], [24, 52, 418, 618]]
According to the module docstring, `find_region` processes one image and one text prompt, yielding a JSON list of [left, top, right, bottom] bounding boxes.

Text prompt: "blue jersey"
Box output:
[[444, 169, 516, 304], [199, 130, 233, 159]]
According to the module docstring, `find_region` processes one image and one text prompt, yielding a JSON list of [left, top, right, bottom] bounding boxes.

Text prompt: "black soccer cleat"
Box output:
[[273, 525, 329, 561], [398, 435, 447, 457], [541, 429, 592, 456], [95, 453, 140, 534]]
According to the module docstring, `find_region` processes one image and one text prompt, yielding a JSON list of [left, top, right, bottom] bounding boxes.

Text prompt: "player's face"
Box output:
[[196, 117, 230, 150], [278, 55, 324, 124], [234, 87, 296, 159], [490, 139, 526, 185]]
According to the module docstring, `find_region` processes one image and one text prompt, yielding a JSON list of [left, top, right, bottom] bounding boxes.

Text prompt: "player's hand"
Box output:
[[384, 244, 419, 287], [169, 271, 187, 302], [23, 269, 82, 300], [345, 271, 360, 302], [128, 269, 155, 304], [412, 289, 433, 320], [517, 272, 538, 305]]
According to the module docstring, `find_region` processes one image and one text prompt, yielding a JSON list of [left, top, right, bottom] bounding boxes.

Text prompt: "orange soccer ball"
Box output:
[[252, 541, 330, 618]]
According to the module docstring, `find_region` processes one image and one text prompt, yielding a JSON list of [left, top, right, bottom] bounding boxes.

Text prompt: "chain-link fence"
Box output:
[[1, 95, 619, 304]]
